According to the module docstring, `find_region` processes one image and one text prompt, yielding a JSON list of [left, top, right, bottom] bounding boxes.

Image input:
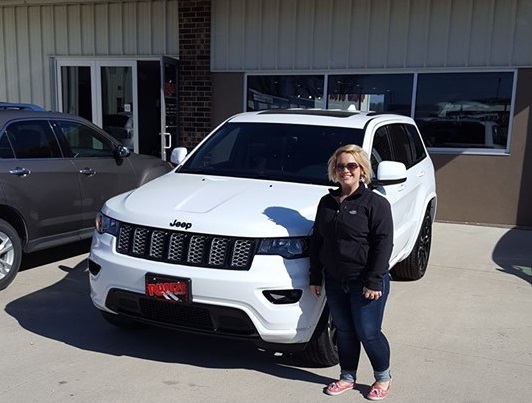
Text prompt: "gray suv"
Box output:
[[0, 110, 173, 290]]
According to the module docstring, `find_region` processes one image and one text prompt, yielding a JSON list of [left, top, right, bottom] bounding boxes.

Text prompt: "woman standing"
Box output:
[[309, 144, 394, 400]]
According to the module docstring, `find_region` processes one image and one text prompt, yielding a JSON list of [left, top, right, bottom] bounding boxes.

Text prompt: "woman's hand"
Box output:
[[363, 286, 382, 300], [310, 285, 322, 298]]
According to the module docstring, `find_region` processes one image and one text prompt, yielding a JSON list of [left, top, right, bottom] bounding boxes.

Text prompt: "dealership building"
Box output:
[[1, 0, 531, 227]]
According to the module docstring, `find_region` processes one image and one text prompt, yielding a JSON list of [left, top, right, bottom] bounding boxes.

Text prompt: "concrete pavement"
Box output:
[[0, 222, 531, 402]]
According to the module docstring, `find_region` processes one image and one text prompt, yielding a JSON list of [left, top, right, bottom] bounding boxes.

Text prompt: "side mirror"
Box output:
[[115, 145, 130, 159], [170, 147, 188, 165], [372, 161, 407, 187]]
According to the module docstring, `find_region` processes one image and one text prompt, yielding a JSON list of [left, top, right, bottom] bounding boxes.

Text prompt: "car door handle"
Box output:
[[417, 170, 425, 178], [79, 168, 96, 177], [9, 167, 31, 177]]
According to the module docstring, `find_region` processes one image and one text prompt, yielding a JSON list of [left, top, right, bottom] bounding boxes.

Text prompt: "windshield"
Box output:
[[179, 122, 365, 185]]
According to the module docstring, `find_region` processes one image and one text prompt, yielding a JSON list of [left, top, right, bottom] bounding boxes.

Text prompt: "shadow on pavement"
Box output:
[[5, 248, 332, 386], [492, 228, 532, 286]]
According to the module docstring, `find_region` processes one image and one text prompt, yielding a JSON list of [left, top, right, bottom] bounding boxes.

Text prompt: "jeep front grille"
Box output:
[[115, 224, 257, 270]]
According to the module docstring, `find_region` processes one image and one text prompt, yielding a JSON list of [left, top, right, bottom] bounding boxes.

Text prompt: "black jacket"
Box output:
[[309, 185, 394, 291]]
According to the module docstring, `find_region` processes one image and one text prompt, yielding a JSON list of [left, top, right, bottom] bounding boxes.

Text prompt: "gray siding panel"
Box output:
[[212, 0, 532, 71], [0, 0, 178, 108]]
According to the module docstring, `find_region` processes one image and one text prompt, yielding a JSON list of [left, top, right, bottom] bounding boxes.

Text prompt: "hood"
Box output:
[[104, 173, 329, 237]]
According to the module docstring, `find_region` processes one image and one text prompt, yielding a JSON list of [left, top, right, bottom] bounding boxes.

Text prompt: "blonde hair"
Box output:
[[327, 144, 372, 184]]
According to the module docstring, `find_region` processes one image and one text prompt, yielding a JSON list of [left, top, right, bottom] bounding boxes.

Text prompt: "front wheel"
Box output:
[[391, 208, 433, 281], [297, 305, 338, 367], [0, 219, 22, 290]]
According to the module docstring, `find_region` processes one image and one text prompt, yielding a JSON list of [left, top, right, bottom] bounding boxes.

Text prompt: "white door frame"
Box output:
[[53, 58, 139, 152]]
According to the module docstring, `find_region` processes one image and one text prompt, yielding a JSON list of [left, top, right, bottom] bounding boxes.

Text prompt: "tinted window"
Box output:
[[371, 127, 393, 177], [56, 121, 114, 158], [404, 124, 427, 164], [180, 122, 364, 185], [5, 120, 61, 159], [0, 130, 15, 158], [415, 72, 512, 149], [388, 124, 413, 168]]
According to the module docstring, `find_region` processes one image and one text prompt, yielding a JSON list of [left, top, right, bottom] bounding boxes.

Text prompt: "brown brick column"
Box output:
[[178, 0, 212, 148]]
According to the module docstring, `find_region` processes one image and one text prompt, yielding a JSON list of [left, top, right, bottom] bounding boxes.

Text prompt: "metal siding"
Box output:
[[293, 0, 313, 70], [242, 0, 261, 70], [227, 0, 245, 70], [212, 0, 532, 71], [513, 0, 532, 65], [81, 4, 96, 54], [0, 1, 178, 107]]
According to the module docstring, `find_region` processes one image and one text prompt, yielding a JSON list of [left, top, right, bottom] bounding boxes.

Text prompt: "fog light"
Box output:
[[263, 289, 302, 304], [88, 259, 101, 275]]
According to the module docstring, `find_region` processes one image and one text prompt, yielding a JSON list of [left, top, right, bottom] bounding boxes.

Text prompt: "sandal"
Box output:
[[325, 380, 355, 396], [367, 379, 392, 401]]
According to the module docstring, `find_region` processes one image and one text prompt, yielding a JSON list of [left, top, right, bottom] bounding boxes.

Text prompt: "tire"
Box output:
[[391, 208, 432, 281], [298, 305, 339, 367], [100, 310, 145, 329], [0, 219, 22, 290]]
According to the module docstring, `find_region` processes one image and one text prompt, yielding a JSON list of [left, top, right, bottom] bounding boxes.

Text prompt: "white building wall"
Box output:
[[211, 0, 532, 71], [0, 0, 179, 109]]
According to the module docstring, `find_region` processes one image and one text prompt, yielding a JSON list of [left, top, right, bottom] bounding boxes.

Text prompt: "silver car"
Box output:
[[0, 109, 173, 290]]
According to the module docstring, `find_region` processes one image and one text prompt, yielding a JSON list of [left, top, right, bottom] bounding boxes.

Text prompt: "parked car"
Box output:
[[89, 109, 437, 366], [0, 109, 173, 290]]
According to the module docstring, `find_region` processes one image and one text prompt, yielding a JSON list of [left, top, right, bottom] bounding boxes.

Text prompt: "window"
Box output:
[[56, 120, 114, 158], [328, 74, 414, 115], [5, 120, 61, 159], [404, 124, 427, 164], [415, 72, 513, 150], [388, 124, 413, 168], [371, 127, 393, 177], [0, 130, 15, 159], [247, 75, 325, 110]]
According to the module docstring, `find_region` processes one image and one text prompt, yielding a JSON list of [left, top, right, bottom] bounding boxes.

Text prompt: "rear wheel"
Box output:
[[391, 208, 432, 281], [0, 219, 22, 290], [298, 305, 338, 367]]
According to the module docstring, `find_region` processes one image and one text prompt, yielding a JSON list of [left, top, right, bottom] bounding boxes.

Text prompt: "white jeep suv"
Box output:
[[89, 109, 437, 366]]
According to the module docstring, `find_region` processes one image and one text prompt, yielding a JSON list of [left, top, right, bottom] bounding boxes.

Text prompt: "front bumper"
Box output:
[[89, 232, 324, 345]]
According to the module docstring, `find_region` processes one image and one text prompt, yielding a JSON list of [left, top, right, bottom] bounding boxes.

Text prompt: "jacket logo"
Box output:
[[169, 220, 192, 230], [349, 210, 357, 215]]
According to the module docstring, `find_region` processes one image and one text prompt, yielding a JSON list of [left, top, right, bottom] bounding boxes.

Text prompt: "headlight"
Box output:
[[257, 238, 309, 259], [95, 212, 120, 236]]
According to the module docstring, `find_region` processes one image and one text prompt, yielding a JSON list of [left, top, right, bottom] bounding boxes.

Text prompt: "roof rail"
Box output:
[[0, 102, 45, 111]]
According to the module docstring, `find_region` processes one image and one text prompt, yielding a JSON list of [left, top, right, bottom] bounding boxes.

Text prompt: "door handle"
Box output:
[[161, 132, 172, 149], [417, 170, 425, 178], [9, 167, 31, 177], [79, 168, 96, 177]]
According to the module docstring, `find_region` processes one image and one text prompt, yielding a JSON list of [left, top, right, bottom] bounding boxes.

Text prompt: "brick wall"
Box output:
[[178, 0, 212, 148]]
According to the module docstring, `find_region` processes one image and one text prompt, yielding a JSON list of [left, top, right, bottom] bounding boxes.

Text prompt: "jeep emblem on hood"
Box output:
[[169, 220, 192, 230]]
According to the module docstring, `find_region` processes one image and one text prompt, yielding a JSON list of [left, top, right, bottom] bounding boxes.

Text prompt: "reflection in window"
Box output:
[[61, 66, 93, 121], [415, 72, 513, 149], [56, 121, 114, 158], [328, 74, 414, 115], [247, 75, 325, 110]]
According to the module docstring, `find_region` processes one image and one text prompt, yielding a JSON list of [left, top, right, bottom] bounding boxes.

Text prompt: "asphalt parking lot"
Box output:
[[1, 222, 531, 403]]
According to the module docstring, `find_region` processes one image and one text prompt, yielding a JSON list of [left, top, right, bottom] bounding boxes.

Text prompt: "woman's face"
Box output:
[[335, 152, 363, 188]]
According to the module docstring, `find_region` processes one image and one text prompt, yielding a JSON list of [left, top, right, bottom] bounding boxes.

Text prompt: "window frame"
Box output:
[[245, 69, 517, 156]]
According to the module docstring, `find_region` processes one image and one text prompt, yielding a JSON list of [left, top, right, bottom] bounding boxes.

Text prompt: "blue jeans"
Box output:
[[324, 275, 391, 383]]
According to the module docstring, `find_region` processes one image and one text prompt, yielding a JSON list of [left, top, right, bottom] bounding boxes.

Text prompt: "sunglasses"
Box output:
[[335, 162, 360, 171]]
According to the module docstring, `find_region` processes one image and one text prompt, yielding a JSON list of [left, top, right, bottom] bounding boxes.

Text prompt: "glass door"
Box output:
[[55, 59, 138, 152], [100, 64, 136, 151], [160, 57, 179, 161]]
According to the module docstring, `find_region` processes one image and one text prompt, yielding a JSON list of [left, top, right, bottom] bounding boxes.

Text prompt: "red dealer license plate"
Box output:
[[145, 274, 191, 303]]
